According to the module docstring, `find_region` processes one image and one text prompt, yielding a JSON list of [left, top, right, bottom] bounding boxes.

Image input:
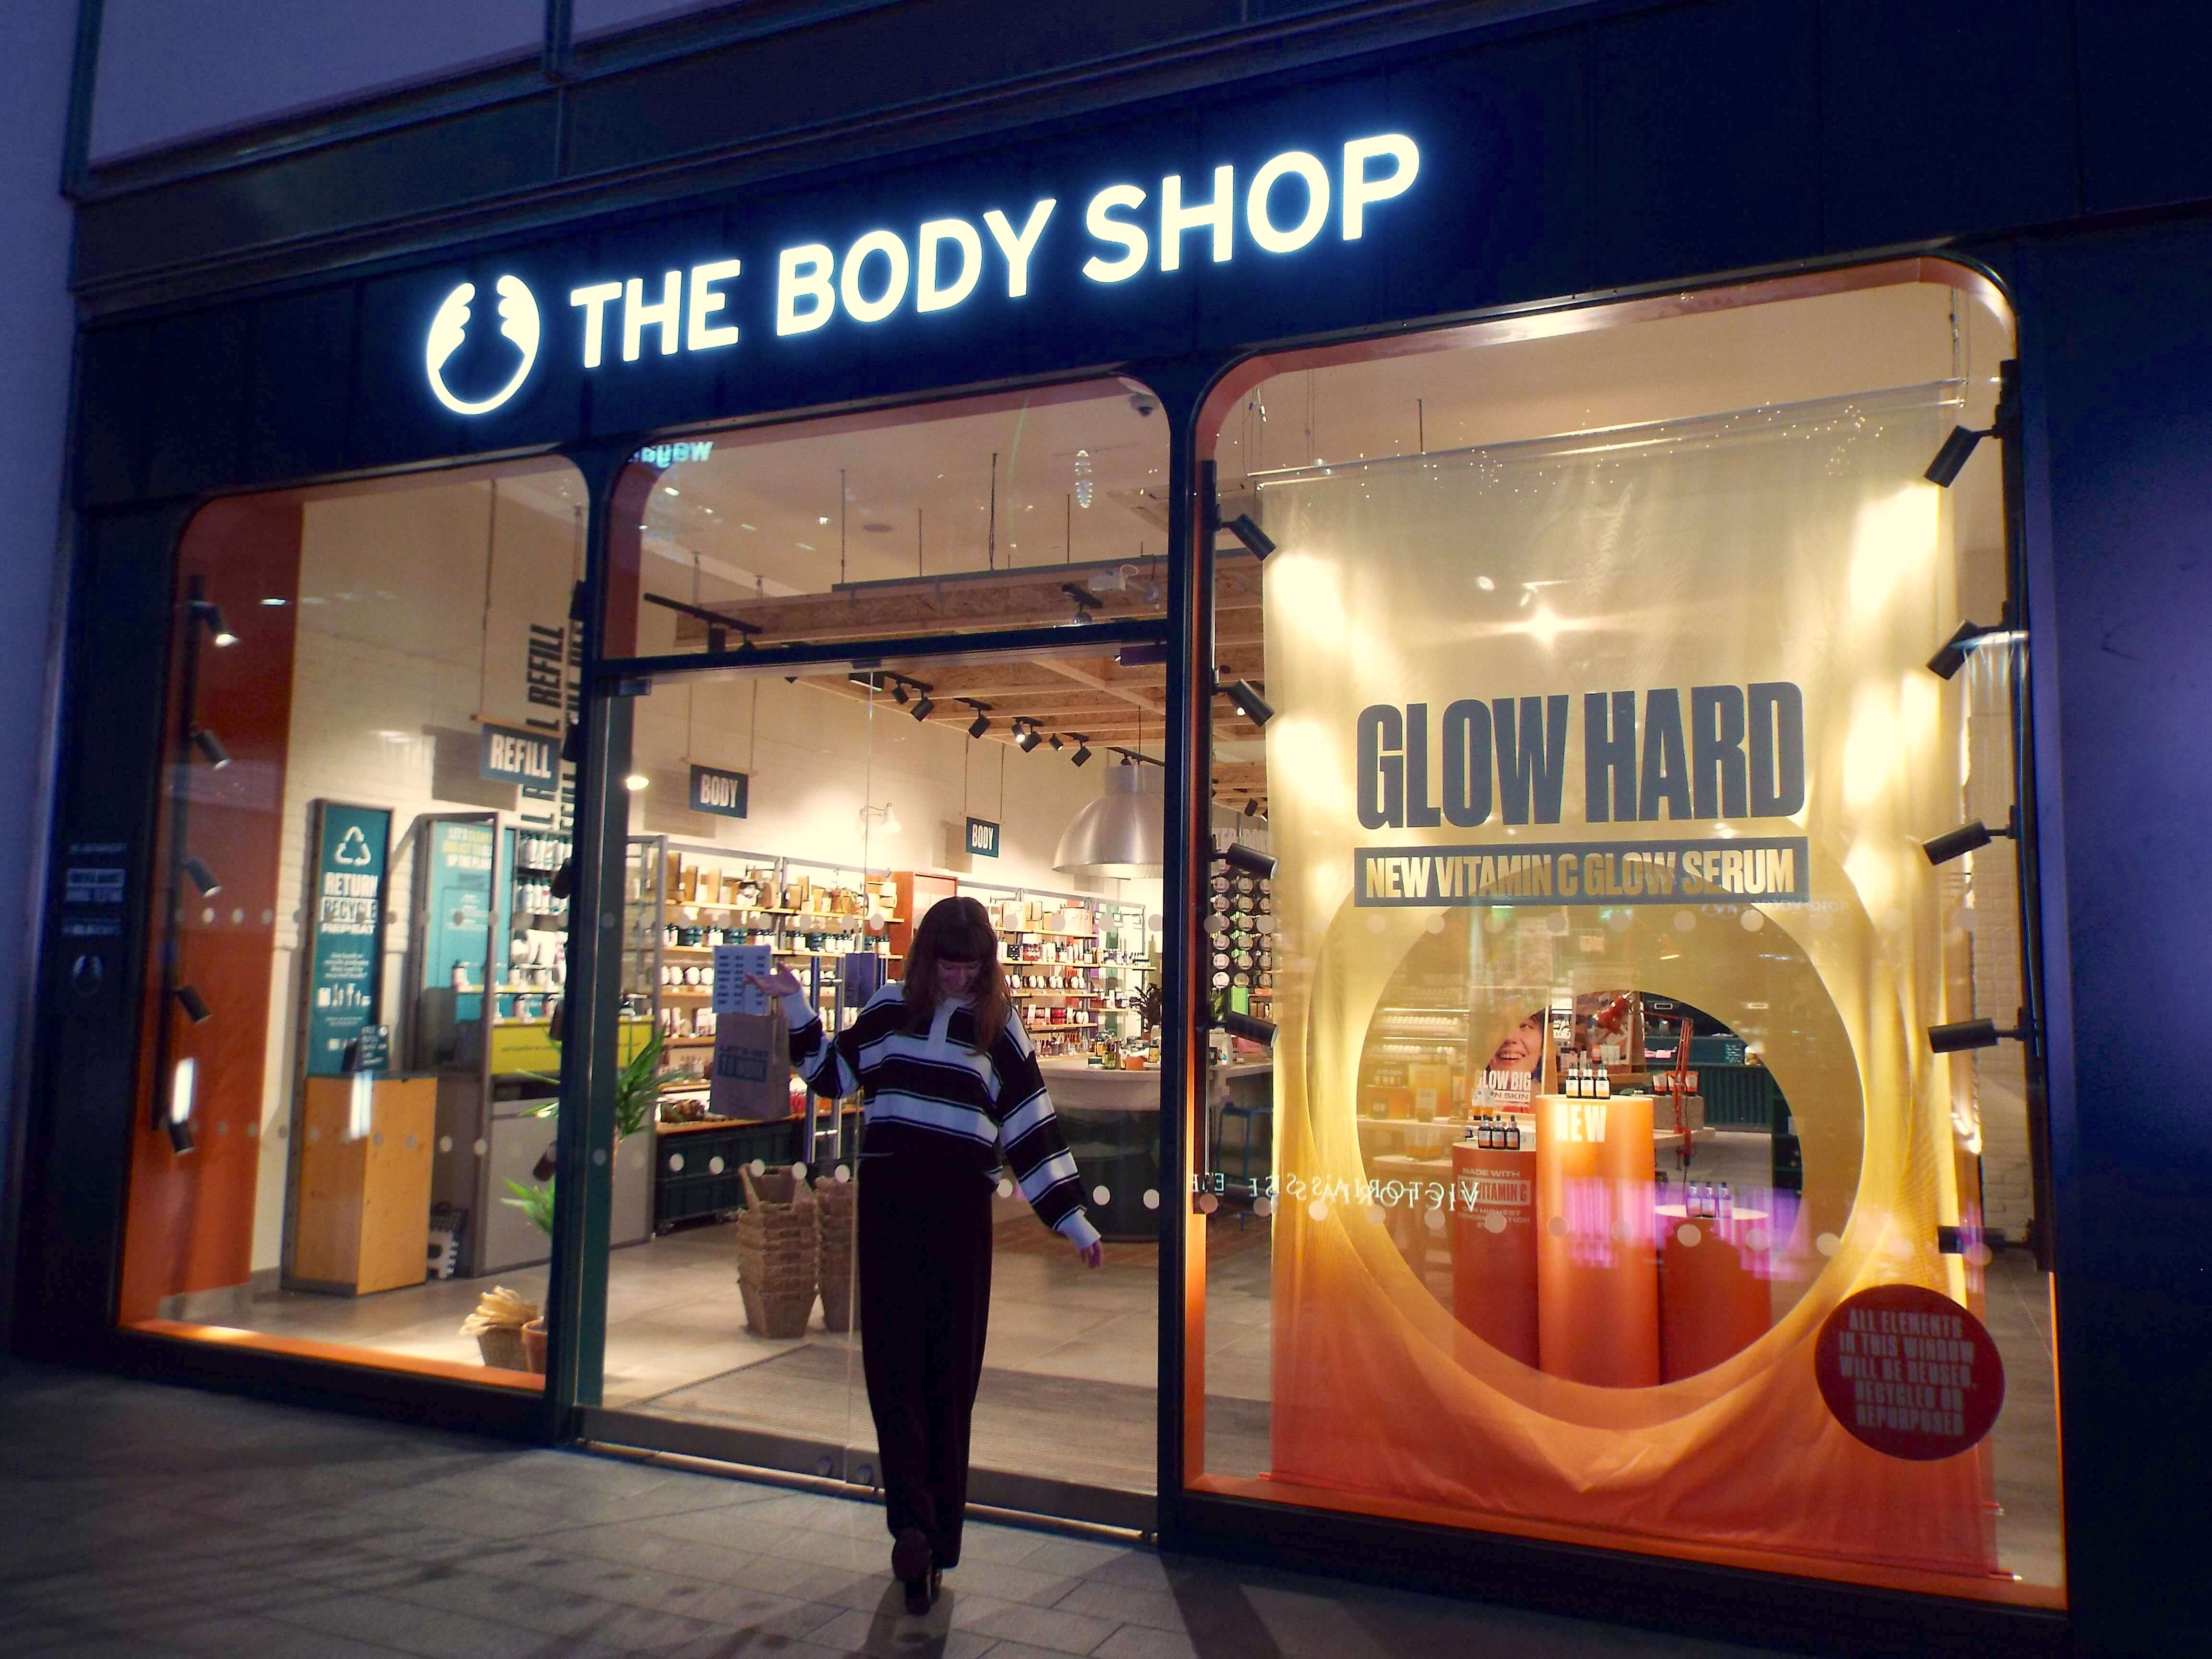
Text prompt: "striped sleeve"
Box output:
[[782, 990, 861, 1099], [991, 1014, 1092, 1240]]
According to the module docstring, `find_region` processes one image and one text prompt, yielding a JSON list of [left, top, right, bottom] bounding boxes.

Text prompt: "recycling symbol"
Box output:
[[335, 826, 375, 867]]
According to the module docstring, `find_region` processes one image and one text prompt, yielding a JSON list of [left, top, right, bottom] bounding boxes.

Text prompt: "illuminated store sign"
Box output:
[[422, 135, 1419, 414]]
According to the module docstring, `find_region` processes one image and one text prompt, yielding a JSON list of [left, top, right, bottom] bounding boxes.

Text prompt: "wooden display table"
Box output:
[[289, 1075, 437, 1295], [1656, 1204, 1772, 1380], [1534, 1092, 1659, 1388]]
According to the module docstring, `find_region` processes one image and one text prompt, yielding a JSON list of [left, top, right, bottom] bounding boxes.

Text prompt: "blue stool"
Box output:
[[1217, 1098, 1274, 1222]]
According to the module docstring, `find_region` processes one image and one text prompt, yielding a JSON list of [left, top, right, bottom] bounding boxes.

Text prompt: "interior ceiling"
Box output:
[[582, 278, 2007, 819]]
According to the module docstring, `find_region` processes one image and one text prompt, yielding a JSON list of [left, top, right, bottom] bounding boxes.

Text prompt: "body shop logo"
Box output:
[[419, 133, 1420, 414], [425, 276, 541, 415]]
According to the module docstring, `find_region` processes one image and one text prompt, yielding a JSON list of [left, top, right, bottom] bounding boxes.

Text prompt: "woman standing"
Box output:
[[751, 897, 1103, 1613]]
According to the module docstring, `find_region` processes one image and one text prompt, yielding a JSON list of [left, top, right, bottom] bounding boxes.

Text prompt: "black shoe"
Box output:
[[902, 1568, 943, 1615], [892, 1526, 932, 1597]]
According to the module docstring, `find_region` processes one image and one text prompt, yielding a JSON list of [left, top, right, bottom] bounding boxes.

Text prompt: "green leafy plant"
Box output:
[[526, 1029, 667, 1142], [503, 1177, 556, 1236]]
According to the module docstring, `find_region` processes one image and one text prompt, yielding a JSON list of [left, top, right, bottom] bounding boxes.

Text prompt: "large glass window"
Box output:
[[606, 380, 1169, 660], [1196, 268, 2061, 1603], [121, 458, 586, 1391]]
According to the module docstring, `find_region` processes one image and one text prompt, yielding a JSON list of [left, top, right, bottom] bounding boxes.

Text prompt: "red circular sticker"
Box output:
[[1814, 1283, 2004, 1460]]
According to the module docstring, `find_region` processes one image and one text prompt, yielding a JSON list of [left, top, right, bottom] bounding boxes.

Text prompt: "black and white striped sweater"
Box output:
[[780, 983, 1099, 1249]]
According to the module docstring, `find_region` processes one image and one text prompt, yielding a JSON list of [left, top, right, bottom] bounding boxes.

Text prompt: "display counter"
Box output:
[[1039, 1059, 1164, 1240]]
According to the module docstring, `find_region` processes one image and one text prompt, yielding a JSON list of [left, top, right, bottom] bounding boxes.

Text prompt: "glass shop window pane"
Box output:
[[1196, 269, 2063, 1605], [605, 381, 1169, 661], [118, 458, 588, 1392]]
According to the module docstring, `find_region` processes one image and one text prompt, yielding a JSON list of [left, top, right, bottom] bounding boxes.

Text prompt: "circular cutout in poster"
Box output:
[[1814, 1283, 2003, 1460]]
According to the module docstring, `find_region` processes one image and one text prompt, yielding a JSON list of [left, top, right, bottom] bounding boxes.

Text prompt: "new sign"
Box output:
[[423, 134, 1419, 415]]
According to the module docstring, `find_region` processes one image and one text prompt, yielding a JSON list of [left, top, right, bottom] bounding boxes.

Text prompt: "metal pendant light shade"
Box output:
[[1054, 761, 1165, 878]]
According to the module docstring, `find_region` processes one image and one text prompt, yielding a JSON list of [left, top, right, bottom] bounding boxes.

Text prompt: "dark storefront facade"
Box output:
[[15, 5, 2212, 1656]]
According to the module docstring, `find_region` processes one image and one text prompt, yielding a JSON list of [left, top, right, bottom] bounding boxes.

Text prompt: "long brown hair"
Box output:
[[902, 896, 1013, 1039]]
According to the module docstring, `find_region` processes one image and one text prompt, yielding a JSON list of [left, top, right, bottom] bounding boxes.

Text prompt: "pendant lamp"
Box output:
[[1053, 760, 1164, 878]]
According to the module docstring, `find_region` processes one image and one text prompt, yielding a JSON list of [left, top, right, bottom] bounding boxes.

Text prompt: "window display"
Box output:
[[1199, 272, 2059, 1602]]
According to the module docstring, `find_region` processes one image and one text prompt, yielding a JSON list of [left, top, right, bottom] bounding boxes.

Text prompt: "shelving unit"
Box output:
[[960, 878, 1154, 1059]]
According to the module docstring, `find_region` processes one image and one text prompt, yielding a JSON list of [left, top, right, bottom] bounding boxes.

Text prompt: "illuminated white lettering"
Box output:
[[623, 270, 683, 361], [685, 258, 742, 350], [570, 280, 622, 369], [840, 229, 910, 324], [1247, 150, 1331, 253], [1160, 165, 1234, 271], [982, 199, 1056, 297], [1082, 184, 1149, 283], [916, 219, 983, 313], [1342, 133, 1420, 240], [777, 244, 836, 336]]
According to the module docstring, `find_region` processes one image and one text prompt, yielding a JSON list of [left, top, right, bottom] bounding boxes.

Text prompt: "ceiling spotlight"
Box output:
[[183, 856, 221, 896], [969, 712, 991, 739], [1218, 841, 1276, 879], [168, 1058, 197, 1153], [911, 695, 935, 721], [1014, 722, 1041, 753], [1927, 619, 1997, 680], [1219, 677, 1274, 727], [191, 728, 231, 769], [175, 984, 213, 1023], [1923, 816, 2016, 866], [1071, 735, 1093, 767], [1218, 1009, 1277, 1047], [1928, 1015, 2029, 1054], [1924, 425, 1992, 488], [1049, 733, 1064, 751], [191, 597, 237, 647], [892, 681, 910, 706], [1243, 799, 1260, 817], [707, 624, 728, 653], [625, 772, 651, 791], [1223, 513, 1276, 560]]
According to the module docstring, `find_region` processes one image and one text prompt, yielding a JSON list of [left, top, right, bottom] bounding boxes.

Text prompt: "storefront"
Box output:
[[19, 8, 2212, 1656]]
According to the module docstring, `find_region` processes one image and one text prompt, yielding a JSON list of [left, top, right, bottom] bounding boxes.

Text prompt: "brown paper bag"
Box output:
[[710, 1011, 791, 1120]]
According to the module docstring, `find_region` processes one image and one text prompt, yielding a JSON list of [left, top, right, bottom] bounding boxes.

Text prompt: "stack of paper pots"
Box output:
[[817, 1174, 858, 1332], [735, 1166, 819, 1338]]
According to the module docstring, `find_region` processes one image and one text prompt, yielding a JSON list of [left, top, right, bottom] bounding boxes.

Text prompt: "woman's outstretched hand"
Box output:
[[746, 969, 805, 998], [1075, 1238, 1105, 1269]]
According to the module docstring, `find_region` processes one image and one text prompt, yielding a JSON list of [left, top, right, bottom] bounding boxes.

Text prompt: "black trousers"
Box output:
[[857, 1151, 993, 1569]]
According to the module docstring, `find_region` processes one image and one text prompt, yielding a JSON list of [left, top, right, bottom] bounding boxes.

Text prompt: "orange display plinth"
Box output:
[[1657, 1205, 1773, 1381], [1535, 1092, 1658, 1387], [1449, 1141, 1539, 1365]]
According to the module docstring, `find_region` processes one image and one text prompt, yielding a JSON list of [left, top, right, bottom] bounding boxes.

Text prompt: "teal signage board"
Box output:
[[304, 803, 391, 1076], [689, 764, 749, 818], [480, 722, 558, 787], [965, 817, 1000, 858], [421, 819, 496, 1022]]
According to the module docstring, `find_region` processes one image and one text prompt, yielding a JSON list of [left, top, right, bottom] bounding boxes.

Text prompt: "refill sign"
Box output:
[[305, 803, 390, 1076], [479, 722, 558, 787]]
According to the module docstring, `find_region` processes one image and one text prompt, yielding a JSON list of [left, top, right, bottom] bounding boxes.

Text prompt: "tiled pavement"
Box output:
[[0, 1359, 1800, 1659]]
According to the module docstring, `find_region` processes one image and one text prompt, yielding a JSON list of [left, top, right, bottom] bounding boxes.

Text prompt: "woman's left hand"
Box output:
[[1075, 1238, 1104, 1269]]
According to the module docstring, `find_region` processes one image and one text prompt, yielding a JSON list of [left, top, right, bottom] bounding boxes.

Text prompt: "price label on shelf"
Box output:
[[712, 944, 773, 1017]]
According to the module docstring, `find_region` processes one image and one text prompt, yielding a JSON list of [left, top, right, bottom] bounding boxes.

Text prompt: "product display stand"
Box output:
[[1656, 1204, 1772, 1380], [1534, 1091, 1659, 1387], [1449, 1137, 1539, 1366]]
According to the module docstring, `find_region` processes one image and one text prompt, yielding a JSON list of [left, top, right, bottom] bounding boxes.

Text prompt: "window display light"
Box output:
[[1923, 813, 2017, 866]]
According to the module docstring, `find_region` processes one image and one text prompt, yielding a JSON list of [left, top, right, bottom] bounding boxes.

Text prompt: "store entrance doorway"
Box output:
[[574, 637, 1172, 1530]]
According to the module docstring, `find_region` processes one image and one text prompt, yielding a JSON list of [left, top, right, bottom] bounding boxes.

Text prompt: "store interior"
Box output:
[[127, 273, 2059, 1589]]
